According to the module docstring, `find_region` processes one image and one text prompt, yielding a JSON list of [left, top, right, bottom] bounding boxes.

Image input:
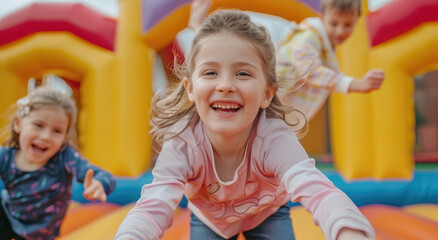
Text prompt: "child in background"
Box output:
[[187, 0, 384, 121], [115, 10, 373, 240], [276, 0, 384, 120], [0, 87, 116, 240]]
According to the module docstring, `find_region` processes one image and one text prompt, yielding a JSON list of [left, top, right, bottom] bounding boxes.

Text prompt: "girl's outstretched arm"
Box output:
[[258, 122, 374, 240], [114, 139, 192, 240], [281, 161, 375, 240]]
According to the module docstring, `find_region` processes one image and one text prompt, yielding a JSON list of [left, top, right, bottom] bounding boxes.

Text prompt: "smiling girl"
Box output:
[[0, 87, 116, 240], [115, 10, 374, 240]]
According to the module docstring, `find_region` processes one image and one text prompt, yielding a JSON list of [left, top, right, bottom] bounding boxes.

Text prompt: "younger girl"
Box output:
[[115, 10, 374, 240], [0, 87, 116, 240]]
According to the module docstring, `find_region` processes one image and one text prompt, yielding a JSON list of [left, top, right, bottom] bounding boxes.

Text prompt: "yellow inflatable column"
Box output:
[[330, 0, 375, 179], [73, 41, 119, 172], [368, 52, 414, 178], [0, 67, 26, 138], [116, 0, 154, 176], [368, 24, 438, 178]]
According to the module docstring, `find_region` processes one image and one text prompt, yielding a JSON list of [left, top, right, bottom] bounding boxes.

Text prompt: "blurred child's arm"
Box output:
[[188, 0, 212, 32], [82, 169, 107, 202], [279, 30, 353, 93], [306, 65, 353, 93], [349, 69, 385, 93]]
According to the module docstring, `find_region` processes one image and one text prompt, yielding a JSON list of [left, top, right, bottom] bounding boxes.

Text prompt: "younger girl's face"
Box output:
[[14, 106, 69, 168], [185, 33, 276, 139]]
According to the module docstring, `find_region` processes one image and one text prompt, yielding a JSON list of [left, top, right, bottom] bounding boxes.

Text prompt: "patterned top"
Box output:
[[276, 17, 354, 121], [0, 145, 116, 240], [114, 111, 374, 240]]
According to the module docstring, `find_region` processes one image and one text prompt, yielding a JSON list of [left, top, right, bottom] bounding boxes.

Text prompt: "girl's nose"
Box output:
[[216, 75, 236, 93], [39, 129, 51, 140]]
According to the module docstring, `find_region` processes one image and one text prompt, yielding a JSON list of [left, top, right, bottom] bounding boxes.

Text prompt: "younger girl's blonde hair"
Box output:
[[150, 9, 306, 151], [2, 87, 78, 150]]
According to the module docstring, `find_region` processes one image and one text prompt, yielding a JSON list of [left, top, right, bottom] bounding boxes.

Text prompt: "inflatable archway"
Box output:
[[0, 32, 120, 169]]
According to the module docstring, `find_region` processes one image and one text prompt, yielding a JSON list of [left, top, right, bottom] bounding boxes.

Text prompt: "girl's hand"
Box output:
[[349, 69, 384, 93], [337, 228, 372, 240], [83, 169, 107, 202]]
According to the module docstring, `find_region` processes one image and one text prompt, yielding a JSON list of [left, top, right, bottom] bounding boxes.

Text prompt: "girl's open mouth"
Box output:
[[211, 103, 241, 113], [32, 144, 47, 153]]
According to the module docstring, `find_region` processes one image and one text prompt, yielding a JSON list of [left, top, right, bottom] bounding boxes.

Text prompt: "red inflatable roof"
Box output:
[[367, 0, 438, 46], [0, 3, 116, 50]]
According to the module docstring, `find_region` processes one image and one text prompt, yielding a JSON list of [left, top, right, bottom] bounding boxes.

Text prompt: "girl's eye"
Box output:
[[55, 130, 64, 135], [54, 129, 65, 135], [33, 123, 43, 128], [237, 71, 251, 77], [203, 71, 217, 76]]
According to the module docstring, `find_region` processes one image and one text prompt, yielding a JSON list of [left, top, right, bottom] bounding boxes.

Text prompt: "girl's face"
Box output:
[[185, 33, 276, 140], [13, 106, 69, 168]]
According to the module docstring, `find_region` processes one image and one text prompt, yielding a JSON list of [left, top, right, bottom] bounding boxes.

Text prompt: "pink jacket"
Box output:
[[115, 111, 374, 240]]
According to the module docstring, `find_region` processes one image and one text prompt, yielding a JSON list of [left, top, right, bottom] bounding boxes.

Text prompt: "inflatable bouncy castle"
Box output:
[[0, 0, 438, 239]]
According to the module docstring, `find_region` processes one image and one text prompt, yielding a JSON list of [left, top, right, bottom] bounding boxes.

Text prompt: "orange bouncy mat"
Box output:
[[361, 204, 438, 240]]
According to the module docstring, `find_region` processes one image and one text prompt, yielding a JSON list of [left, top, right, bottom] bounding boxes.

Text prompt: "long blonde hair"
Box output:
[[2, 87, 78, 150], [150, 9, 305, 151]]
